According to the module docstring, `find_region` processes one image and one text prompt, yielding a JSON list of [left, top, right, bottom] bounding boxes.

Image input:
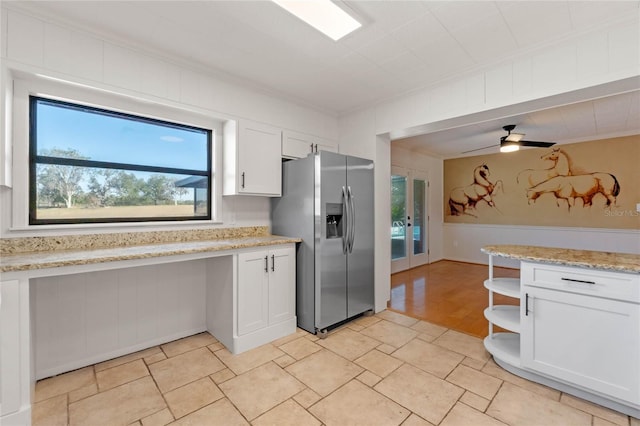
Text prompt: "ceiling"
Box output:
[[8, 1, 640, 158]]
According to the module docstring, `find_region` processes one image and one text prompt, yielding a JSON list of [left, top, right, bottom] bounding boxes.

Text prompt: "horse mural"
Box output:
[[526, 172, 620, 210], [449, 164, 503, 217], [517, 148, 571, 187]]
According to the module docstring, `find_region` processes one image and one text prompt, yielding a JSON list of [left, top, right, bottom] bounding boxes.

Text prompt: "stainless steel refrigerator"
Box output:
[[271, 151, 374, 335]]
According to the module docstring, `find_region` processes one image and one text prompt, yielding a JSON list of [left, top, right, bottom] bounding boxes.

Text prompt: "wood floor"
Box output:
[[388, 260, 519, 339]]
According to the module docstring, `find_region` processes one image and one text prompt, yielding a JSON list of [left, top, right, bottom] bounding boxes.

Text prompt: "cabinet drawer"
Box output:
[[521, 262, 640, 303]]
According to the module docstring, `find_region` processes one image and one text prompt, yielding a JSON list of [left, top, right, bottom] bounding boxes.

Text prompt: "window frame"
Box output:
[[11, 74, 224, 230], [29, 96, 213, 225]]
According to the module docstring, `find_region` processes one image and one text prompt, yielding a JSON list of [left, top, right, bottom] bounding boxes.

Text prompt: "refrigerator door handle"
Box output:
[[347, 186, 355, 253], [341, 186, 349, 255]]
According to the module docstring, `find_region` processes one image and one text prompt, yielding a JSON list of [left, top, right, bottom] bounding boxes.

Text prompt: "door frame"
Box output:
[[391, 167, 429, 274]]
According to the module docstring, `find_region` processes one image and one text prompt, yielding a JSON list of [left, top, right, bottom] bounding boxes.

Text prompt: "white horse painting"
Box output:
[[517, 148, 571, 187], [526, 172, 620, 210], [449, 164, 503, 217]]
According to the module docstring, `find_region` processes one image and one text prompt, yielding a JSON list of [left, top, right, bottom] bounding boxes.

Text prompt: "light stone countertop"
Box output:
[[0, 229, 300, 273], [482, 244, 640, 274]]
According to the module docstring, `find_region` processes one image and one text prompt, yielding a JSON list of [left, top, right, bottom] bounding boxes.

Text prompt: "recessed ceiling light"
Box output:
[[272, 0, 362, 41]]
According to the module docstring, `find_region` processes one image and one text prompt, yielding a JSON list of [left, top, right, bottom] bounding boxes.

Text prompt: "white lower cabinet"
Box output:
[[1, 279, 32, 425], [520, 262, 640, 405], [237, 246, 295, 335]]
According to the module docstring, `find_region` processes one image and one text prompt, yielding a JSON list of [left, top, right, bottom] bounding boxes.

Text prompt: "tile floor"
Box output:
[[33, 310, 639, 426]]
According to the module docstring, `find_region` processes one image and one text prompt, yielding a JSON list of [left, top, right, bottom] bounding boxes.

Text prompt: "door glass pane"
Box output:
[[391, 175, 407, 260], [413, 179, 426, 255]]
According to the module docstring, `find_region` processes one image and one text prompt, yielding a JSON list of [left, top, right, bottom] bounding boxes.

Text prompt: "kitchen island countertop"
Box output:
[[481, 244, 639, 274]]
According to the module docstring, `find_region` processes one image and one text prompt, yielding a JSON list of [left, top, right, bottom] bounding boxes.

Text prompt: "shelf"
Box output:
[[484, 332, 520, 366], [484, 305, 520, 333], [484, 277, 520, 299]]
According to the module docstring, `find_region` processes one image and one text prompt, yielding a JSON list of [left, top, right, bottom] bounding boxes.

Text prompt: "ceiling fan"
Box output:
[[462, 125, 556, 154]]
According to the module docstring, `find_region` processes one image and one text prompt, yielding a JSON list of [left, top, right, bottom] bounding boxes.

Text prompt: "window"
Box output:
[[29, 96, 212, 224]]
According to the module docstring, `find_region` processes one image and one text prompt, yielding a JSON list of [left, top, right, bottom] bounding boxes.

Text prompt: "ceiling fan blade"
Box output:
[[461, 144, 496, 154], [519, 140, 556, 148]]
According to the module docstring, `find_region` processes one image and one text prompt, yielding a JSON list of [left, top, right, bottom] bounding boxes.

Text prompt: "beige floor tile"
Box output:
[[357, 370, 382, 387], [219, 362, 305, 420], [375, 364, 464, 425], [355, 349, 403, 378], [96, 359, 149, 391], [293, 388, 322, 409], [68, 383, 98, 403], [630, 416, 640, 426], [392, 338, 464, 379], [169, 398, 249, 426], [274, 354, 297, 368], [164, 377, 223, 419], [377, 310, 420, 327], [206, 342, 225, 352], [128, 422, 142, 426], [209, 368, 235, 384], [594, 417, 626, 426], [144, 352, 167, 365], [35, 366, 96, 403], [446, 364, 502, 400], [410, 320, 448, 340], [348, 323, 365, 332], [353, 315, 382, 327], [401, 413, 435, 426], [560, 393, 629, 426], [95, 347, 162, 372], [316, 328, 381, 360], [160, 332, 218, 358], [460, 391, 491, 412], [271, 329, 309, 347], [360, 320, 418, 348], [310, 379, 410, 426], [149, 347, 226, 393], [481, 359, 561, 400], [416, 333, 438, 343], [285, 349, 363, 396], [68, 376, 165, 426], [32, 394, 68, 426], [377, 343, 397, 354], [487, 382, 592, 426], [141, 408, 174, 426], [440, 402, 508, 426], [305, 333, 320, 342], [279, 336, 322, 360], [433, 330, 490, 361], [252, 399, 321, 426], [461, 356, 488, 371], [214, 344, 284, 375]]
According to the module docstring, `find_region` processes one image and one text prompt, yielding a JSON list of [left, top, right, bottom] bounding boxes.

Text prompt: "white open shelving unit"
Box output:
[[483, 254, 521, 366]]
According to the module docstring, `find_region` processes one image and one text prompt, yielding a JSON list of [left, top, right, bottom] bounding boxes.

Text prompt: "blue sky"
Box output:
[[35, 99, 209, 171]]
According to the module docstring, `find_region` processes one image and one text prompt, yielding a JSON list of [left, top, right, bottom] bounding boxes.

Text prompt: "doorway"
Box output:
[[390, 166, 428, 273]]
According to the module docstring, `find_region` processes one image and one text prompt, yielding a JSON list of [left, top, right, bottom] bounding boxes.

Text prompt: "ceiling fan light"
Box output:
[[500, 143, 520, 153]]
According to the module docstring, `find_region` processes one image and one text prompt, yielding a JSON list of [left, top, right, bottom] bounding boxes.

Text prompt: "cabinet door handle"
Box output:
[[561, 277, 596, 285], [314, 144, 318, 153], [241, 172, 246, 189], [310, 143, 314, 153], [525, 293, 529, 316], [271, 254, 275, 271], [264, 256, 268, 272]]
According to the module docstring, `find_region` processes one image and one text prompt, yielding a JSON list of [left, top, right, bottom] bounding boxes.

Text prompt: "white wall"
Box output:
[[0, 6, 339, 238], [338, 15, 640, 309]]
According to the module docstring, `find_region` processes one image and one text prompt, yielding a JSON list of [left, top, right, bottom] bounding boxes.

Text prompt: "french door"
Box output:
[[391, 167, 428, 273]]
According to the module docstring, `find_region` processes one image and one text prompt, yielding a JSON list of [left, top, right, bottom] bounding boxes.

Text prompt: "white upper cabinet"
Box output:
[[282, 130, 338, 159], [223, 119, 282, 196]]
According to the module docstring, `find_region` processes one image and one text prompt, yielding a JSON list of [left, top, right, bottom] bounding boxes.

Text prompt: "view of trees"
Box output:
[[36, 148, 192, 209]]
